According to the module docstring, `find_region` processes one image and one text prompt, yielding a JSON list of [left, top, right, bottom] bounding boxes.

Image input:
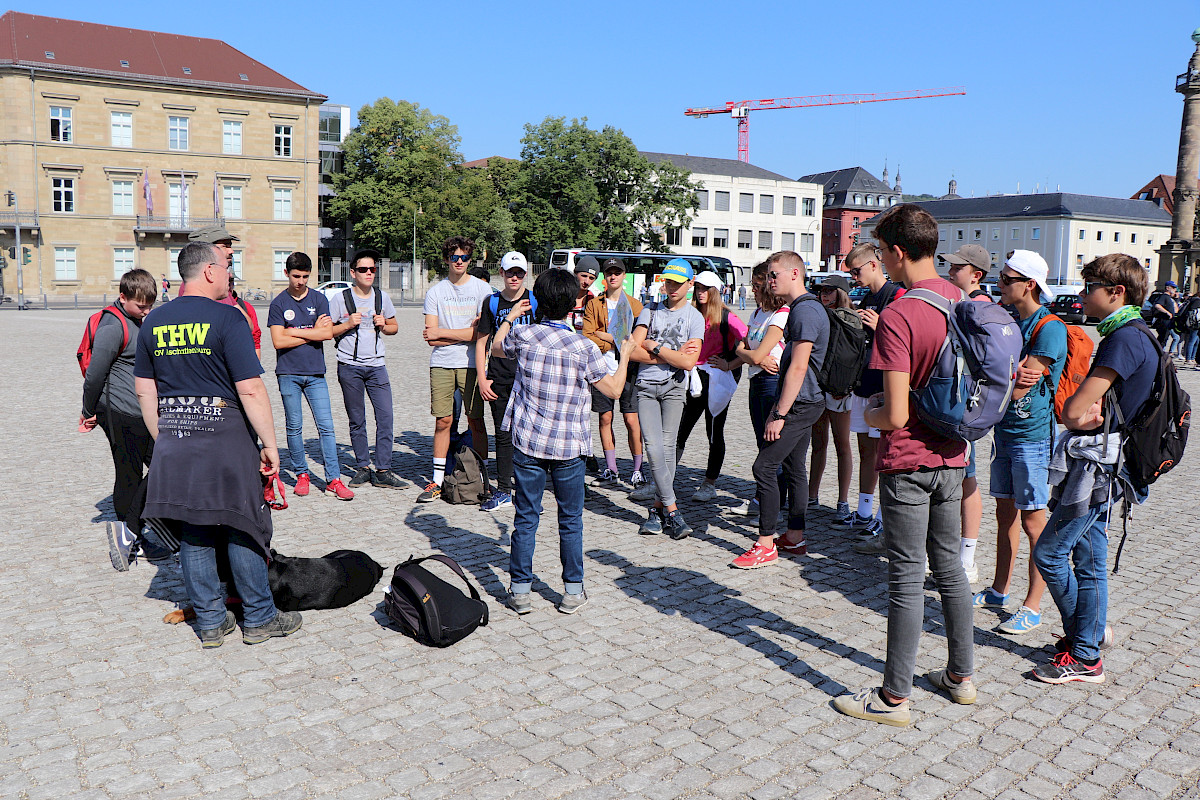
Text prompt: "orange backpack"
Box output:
[[1031, 313, 1094, 424]]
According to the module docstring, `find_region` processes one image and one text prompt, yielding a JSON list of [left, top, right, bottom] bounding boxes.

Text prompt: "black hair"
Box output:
[[350, 249, 382, 269], [468, 266, 491, 282], [533, 268, 578, 321], [285, 252, 312, 273]]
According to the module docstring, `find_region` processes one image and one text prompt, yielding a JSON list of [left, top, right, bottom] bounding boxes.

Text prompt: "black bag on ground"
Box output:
[[383, 554, 489, 647], [442, 444, 489, 504]]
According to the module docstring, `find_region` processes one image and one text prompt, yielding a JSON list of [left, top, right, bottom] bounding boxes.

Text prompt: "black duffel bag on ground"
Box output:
[[383, 554, 489, 647]]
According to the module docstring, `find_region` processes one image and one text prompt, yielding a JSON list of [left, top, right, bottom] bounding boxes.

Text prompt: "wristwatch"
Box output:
[[651, 343, 663, 357], [769, 409, 787, 422]]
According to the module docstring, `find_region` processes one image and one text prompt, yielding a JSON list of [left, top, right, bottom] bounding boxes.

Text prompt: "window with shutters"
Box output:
[[757, 231, 772, 250], [800, 233, 815, 252], [739, 193, 753, 213], [782, 196, 797, 215], [781, 232, 795, 250], [713, 228, 729, 248], [715, 191, 730, 211], [759, 195, 774, 214], [737, 230, 752, 249], [696, 190, 709, 210], [691, 227, 707, 247]]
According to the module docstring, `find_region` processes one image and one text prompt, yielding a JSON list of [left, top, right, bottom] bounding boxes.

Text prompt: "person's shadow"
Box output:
[[587, 548, 882, 696]]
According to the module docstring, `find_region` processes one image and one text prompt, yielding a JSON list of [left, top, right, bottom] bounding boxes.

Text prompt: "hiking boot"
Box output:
[[1032, 651, 1105, 684], [691, 483, 717, 502], [665, 510, 692, 540], [371, 469, 408, 489], [416, 482, 441, 503], [925, 669, 977, 704], [348, 467, 373, 487], [199, 610, 237, 649], [731, 542, 778, 569], [1055, 625, 1114, 653], [833, 687, 911, 727], [242, 611, 303, 645], [630, 478, 657, 502], [638, 507, 664, 535], [852, 534, 885, 555], [835, 501, 853, 526], [776, 535, 807, 556], [972, 587, 1008, 609], [324, 479, 355, 501], [594, 468, 621, 488], [294, 473, 311, 497], [481, 491, 512, 512], [506, 589, 532, 615], [107, 521, 137, 572], [996, 606, 1042, 635], [557, 591, 589, 615]]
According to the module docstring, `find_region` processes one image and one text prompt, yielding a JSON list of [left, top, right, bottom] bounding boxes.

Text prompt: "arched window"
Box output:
[[853, 194, 862, 205]]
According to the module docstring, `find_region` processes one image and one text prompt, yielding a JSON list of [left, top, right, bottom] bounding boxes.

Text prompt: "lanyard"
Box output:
[[541, 320, 571, 332]]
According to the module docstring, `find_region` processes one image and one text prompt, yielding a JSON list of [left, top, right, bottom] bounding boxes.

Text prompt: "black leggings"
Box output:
[[676, 370, 729, 482]]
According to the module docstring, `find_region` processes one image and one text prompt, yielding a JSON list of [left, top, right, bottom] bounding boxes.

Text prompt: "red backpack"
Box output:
[[1030, 312, 1094, 424], [77, 306, 130, 377]]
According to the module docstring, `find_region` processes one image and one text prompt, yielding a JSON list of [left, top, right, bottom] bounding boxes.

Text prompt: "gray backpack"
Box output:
[[441, 445, 489, 504]]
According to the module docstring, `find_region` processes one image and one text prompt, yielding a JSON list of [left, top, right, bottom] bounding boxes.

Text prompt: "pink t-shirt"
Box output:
[[698, 310, 749, 362], [869, 277, 969, 474]]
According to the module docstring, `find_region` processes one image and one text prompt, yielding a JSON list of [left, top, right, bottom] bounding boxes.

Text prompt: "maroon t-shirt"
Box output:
[[869, 277, 970, 474]]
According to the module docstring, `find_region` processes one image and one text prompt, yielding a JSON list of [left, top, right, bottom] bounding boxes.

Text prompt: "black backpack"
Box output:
[[1172, 297, 1200, 334], [383, 555, 489, 647], [441, 444, 490, 504], [336, 287, 384, 361], [799, 295, 869, 397]]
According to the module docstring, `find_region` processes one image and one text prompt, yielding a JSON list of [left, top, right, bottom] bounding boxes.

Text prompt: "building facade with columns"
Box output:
[[0, 11, 326, 299]]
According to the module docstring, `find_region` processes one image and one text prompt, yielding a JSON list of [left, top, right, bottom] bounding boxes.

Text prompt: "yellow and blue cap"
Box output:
[[661, 258, 694, 283]]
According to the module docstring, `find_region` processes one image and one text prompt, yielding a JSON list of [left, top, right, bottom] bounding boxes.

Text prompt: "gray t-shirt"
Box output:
[[778, 294, 830, 407], [329, 287, 398, 367], [633, 301, 706, 385], [423, 276, 494, 369]]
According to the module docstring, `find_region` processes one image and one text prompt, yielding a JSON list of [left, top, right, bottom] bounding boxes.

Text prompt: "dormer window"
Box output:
[[45, 51, 55, 59], [120, 60, 130, 68], [238, 73, 249, 81], [182, 67, 192, 75]]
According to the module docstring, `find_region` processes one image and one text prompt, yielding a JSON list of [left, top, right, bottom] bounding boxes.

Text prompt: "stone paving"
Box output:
[[1, 305, 1199, 800]]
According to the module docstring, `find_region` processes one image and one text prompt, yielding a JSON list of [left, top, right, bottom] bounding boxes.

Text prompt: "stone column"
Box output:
[[1159, 31, 1200, 289]]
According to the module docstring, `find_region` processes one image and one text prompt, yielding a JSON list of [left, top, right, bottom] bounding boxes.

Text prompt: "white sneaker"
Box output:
[[630, 480, 657, 502], [728, 499, 759, 518], [691, 483, 717, 502], [964, 562, 979, 584]]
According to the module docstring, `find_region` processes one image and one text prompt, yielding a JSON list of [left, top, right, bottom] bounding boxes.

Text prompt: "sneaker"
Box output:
[[728, 498, 759, 518], [731, 542, 778, 569], [996, 606, 1043, 635], [629, 470, 647, 490], [371, 469, 408, 489], [558, 591, 589, 615], [139, 538, 174, 563], [294, 473, 311, 497], [324, 479, 355, 501], [665, 510, 692, 540], [416, 481, 441, 503], [964, 562, 979, 584], [638, 507, 664, 535], [107, 521, 137, 572], [594, 468, 621, 488], [585, 455, 600, 475], [242, 611, 303, 645], [481, 491, 512, 512], [838, 511, 875, 530], [1032, 651, 1105, 684], [347, 467, 373, 487], [972, 587, 1008, 609], [198, 610, 238, 649], [776, 535, 807, 556], [860, 515, 883, 537], [691, 483, 716, 502], [1054, 625, 1114, 653], [630, 480, 658, 502], [852, 534, 885, 555], [506, 589, 532, 615], [835, 501, 853, 526], [925, 669, 977, 704], [832, 687, 911, 727]]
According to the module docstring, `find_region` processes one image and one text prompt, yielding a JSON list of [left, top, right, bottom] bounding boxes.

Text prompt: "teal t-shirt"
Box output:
[[1001, 306, 1067, 441]]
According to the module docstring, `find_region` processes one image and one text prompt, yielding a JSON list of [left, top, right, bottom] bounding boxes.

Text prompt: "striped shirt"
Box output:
[[502, 321, 609, 461]]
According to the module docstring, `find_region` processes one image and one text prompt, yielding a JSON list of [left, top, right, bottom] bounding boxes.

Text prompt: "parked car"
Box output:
[[316, 280, 354, 304], [1048, 294, 1088, 324], [849, 286, 868, 302]]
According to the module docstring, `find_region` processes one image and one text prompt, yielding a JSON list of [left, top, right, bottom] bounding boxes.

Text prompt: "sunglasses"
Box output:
[[354, 266, 377, 274], [998, 272, 1031, 286], [449, 254, 470, 263], [817, 286, 838, 294], [1084, 281, 1117, 294]]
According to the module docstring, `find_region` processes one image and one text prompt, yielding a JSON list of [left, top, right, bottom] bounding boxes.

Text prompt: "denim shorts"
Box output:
[[989, 431, 1051, 510], [965, 441, 977, 480]]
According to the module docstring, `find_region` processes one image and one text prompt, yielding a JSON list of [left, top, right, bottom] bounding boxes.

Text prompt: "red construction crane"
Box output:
[[684, 87, 967, 163]]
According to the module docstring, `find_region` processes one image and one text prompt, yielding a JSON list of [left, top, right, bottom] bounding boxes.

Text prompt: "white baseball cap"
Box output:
[[694, 270, 724, 291], [500, 252, 528, 273], [1004, 250, 1052, 302]]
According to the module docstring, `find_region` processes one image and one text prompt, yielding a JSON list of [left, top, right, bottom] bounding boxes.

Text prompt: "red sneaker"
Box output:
[[324, 479, 354, 501], [776, 535, 807, 556], [294, 473, 311, 497], [731, 542, 778, 569]]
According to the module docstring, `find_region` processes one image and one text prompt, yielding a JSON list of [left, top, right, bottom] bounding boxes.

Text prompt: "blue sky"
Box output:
[[25, 0, 1200, 198]]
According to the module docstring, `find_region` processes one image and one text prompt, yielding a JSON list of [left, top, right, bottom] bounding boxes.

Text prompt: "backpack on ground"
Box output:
[[383, 554, 489, 647], [77, 306, 130, 377], [336, 286, 384, 361], [441, 444, 489, 504], [801, 295, 868, 396], [906, 288, 1022, 441], [1030, 312, 1095, 424]]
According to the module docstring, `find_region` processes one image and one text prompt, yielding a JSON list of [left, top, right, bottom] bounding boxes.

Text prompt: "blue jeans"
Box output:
[[277, 374, 341, 483], [1033, 500, 1111, 662], [1183, 329, 1199, 361], [510, 448, 585, 595], [336, 363, 393, 470], [748, 372, 788, 502], [178, 523, 277, 629]]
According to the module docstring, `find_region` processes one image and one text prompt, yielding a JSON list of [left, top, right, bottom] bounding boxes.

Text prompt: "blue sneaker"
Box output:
[[481, 491, 512, 512], [839, 511, 875, 530], [835, 502, 853, 526], [996, 606, 1042, 634], [972, 587, 1008, 609]]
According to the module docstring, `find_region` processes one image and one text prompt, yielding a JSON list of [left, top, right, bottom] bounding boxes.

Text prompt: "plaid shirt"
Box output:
[[502, 321, 609, 461]]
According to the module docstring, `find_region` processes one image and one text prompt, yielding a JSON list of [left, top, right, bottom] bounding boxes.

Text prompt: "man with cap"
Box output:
[[186, 224, 261, 357], [474, 252, 538, 512], [582, 257, 646, 490], [942, 244, 994, 302], [1151, 281, 1180, 350], [629, 258, 705, 540], [569, 255, 601, 473], [972, 249, 1067, 637]]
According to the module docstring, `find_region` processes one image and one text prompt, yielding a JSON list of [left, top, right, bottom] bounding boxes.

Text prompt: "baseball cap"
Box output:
[[818, 274, 851, 294], [1165, 280, 1178, 288], [660, 258, 694, 283], [1004, 250, 1052, 302], [500, 252, 528, 273], [939, 244, 990, 275], [574, 255, 599, 276], [188, 224, 239, 243], [601, 257, 626, 274], [694, 270, 724, 291]]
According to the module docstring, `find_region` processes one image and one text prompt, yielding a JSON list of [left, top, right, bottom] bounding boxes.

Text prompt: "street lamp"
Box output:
[[412, 203, 422, 300]]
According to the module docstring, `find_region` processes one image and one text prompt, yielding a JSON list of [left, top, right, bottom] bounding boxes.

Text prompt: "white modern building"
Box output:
[[642, 152, 823, 280], [860, 193, 1172, 285]]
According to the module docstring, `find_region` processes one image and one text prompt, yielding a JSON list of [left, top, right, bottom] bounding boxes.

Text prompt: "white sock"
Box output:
[[857, 493, 874, 518], [433, 458, 446, 485], [960, 537, 977, 569]]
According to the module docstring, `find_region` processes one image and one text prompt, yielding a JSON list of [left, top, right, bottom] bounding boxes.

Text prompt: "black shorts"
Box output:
[[590, 378, 637, 415]]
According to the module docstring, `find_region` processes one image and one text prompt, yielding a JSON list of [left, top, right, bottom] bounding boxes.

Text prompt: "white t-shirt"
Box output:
[[745, 306, 788, 378], [422, 276, 494, 369], [328, 287, 398, 367]]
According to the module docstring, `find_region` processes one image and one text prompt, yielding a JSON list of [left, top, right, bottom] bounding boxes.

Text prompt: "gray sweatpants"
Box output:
[[636, 380, 687, 506]]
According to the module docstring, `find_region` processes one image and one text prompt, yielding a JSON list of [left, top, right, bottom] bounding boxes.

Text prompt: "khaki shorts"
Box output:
[[430, 367, 483, 420]]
